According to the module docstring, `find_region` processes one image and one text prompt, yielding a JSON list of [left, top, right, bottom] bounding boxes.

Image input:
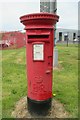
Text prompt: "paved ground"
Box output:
[[11, 96, 72, 118]]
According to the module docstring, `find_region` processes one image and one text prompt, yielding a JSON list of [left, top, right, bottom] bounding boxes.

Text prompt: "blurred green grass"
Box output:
[[0, 50, 2, 120], [53, 44, 78, 117], [2, 44, 78, 118]]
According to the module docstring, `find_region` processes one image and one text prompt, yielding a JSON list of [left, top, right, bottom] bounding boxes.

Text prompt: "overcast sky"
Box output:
[[0, 0, 79, 31]]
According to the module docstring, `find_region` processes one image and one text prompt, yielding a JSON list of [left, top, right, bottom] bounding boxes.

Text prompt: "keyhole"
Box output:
[[48, 62, 50, 65], [48, 56, 52, 66]]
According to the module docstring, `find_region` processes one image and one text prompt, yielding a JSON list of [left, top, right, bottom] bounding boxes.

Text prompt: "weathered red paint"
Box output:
[[20, 13, 59, 101]]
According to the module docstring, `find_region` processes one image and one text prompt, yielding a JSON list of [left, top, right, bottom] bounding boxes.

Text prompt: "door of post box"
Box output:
[[26, 30, 54, 101]]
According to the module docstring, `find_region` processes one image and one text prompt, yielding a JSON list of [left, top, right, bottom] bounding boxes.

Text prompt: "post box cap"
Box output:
[[20, 13, 59, 29]]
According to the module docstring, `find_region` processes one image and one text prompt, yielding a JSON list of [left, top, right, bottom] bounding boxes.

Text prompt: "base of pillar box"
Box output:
[[27, 97, 52, 116]]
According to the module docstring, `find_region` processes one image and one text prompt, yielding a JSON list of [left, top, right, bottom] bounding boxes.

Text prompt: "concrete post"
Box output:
[[53, 48, 58, 67]]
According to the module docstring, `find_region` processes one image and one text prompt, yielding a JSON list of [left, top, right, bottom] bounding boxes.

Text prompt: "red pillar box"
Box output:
[[20, 13, 59, 115]]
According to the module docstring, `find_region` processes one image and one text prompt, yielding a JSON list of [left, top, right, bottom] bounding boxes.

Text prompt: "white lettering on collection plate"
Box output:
[[33, 44, 44, 60]]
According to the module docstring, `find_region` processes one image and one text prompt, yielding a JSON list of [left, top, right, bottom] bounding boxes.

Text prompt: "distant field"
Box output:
[[53, 44, 78, 118], [2, 44, 78, 118], [0, 50, 2, 120]]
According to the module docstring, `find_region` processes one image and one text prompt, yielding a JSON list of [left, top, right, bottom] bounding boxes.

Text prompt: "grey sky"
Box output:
[[0, 0, 79, 31], [0, 1, 40, 31], [57, 0, 78, 30]]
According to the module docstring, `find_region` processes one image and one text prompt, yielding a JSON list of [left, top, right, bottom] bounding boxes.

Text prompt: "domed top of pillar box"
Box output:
[[20, 13, 59, 29]]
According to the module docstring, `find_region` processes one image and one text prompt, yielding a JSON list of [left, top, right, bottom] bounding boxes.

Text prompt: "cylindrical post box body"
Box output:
[[20, 13, 59, 115]]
